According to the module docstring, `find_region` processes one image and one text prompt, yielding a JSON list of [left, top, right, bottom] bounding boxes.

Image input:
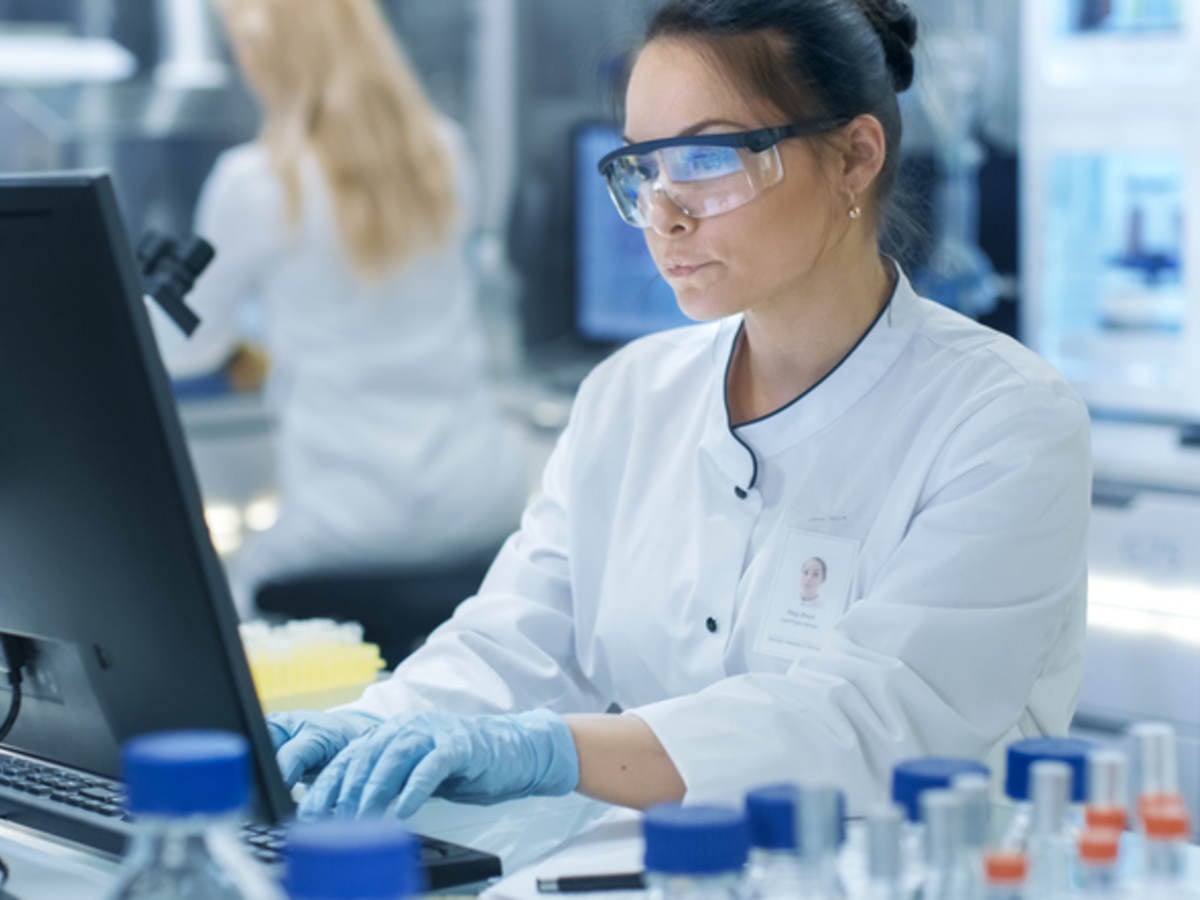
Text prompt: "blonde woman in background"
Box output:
[[152, 0, 528, 618]]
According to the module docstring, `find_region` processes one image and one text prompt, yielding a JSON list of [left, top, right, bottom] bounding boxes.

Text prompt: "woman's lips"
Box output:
[[664, 261, 714, 278]]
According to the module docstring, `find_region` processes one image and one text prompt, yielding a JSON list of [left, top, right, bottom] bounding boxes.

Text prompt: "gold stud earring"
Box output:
[[848, 205, 863, 220]]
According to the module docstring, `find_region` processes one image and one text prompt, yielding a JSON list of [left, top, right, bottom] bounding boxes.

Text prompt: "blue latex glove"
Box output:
[[299, 709, 579, 819], [267, 709, 382, 787]]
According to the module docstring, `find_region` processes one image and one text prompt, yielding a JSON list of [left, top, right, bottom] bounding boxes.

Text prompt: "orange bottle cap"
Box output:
[[984, 850, 1028, 883], [1085, 805, 1128, 832], [1078, 828, 1120, 863], [1138, 792, 1185, 819], [1143, 804, 1190, 840]]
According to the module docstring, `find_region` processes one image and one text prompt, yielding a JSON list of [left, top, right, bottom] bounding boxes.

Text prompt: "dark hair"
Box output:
[[642, 0, 919, 238], [804, 556, 827, 580]]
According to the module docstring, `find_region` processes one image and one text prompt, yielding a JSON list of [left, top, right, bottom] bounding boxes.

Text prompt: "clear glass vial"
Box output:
[[107, 730, 281, 900], [642, 803, 749, 900], [743, 784, 805, 899]]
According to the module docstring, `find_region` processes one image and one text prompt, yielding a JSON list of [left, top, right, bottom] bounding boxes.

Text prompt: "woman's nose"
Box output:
[[644, 185, 695, 237]]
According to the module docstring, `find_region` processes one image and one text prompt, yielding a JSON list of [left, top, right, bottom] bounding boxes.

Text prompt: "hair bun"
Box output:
[[860, 0, 919, 93]]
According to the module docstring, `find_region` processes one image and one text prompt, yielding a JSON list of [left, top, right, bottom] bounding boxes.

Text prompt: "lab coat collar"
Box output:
[[699, 266, 926, 491], [699, 318, 757, 492]]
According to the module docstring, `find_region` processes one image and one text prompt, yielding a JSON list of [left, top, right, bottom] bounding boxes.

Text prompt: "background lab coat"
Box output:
[[343, 270, 1092, 812], [152, 121, 527, 614]]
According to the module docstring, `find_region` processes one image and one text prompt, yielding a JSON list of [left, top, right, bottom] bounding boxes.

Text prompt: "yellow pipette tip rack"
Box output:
[[240, 619, 386, 713]]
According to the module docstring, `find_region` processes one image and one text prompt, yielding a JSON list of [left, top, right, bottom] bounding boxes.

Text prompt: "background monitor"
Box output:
[[1027, 144, 1198, 424], [1060, 0, 1182, 35], [570, 121, 690, 344], [1022, 0, 1200, 426], [0, 172, 292, 823]]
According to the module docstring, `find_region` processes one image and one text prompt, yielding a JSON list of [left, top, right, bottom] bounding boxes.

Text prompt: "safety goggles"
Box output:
[[596, 119, 848, 228]]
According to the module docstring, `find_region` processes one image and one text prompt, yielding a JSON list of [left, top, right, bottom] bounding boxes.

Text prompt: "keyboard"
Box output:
[[0, 750, 502, 889]]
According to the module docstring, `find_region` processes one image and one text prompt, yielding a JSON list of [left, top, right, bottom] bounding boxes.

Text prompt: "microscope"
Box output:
[[137, 231, 214, 336]]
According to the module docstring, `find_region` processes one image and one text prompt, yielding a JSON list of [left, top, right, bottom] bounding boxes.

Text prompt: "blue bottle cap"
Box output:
[[1005, 737, 1094, 802], [284, 820, 423, 899], [643, 804, 749, 875], [745, 784, 798, 850], [891, 757, 990, 823], [122, 730, 250, 817]]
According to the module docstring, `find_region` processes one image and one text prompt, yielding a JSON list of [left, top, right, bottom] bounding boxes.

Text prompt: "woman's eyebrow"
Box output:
[[621, 117, 751, 144]]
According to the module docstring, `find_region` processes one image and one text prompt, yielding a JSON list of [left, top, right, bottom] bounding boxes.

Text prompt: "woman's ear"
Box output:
[[839, 114, 888, 202]]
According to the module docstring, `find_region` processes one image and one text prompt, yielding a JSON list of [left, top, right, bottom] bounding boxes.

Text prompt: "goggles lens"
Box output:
[[597, 120, 848, 228], [601, 142, 782, 228], [660, 144, 744, 182]]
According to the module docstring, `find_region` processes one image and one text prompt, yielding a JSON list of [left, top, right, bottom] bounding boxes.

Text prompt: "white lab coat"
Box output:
[[343, 269, 1091, 812], [151, 122, 527, 614]]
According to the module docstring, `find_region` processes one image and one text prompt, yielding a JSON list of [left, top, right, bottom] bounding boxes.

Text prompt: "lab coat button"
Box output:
[[734, 486, 748, 499], [705, 616, 718, 633]]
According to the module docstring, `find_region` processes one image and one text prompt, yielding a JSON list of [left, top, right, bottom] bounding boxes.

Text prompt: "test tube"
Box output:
[[796, 785, 844, 896], [1085, 749, 1129, 832], [865, 802, 903, 888], [952, 773, 990, 898], [1027, 761, 1073, 897], [921, 790, 965, 900], [1031, 761, 1071, 837], [953, 773, 991, 851], [1129, 721, 1179, 799]]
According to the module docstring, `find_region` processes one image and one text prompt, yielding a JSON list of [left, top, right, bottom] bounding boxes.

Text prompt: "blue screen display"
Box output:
[[1036, 151, 1189, 410], [573, 123, 691, 343], [1060, 0, 1182, 34]]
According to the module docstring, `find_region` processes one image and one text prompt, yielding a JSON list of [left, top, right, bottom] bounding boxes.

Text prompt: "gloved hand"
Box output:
[[298, 709, 579, 819], [267, 709, 382, 787]]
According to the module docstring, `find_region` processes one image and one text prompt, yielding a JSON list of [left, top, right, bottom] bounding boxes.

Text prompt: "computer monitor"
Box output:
[[0, 172, 499, 887], [1031, 150, 1190, 420], [1021, 0, 1200, 427], [570, 121, 690, 344], [0, 171, 291, 816], [1060, 0, 1182, 35]]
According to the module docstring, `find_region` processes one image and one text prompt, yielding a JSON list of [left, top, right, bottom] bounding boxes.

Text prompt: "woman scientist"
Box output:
[[271, 0, 1091, 818], [150, 0, 527, 616]]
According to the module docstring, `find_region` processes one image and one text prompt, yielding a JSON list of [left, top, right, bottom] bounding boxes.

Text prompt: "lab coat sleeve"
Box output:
[[148, 148, 280, 377], [338, 402, 611, 720], [630, 383, 1091, 811]]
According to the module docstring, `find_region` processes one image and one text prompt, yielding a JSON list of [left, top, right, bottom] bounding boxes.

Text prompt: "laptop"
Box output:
[[0, 172, 501, 890]]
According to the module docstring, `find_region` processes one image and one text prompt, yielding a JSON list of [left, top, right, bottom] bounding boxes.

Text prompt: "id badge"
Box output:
[[754, 529, 860, 661]]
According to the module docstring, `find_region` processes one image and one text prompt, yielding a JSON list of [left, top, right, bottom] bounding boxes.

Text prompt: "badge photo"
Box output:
[[755, 530, 860, 661]]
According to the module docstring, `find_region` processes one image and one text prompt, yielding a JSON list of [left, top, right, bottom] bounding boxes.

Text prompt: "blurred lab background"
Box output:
[[1, 0, 1198, 832]]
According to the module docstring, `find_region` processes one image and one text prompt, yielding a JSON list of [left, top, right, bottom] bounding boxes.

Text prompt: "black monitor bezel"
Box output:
[[0, 171, 293, 824]]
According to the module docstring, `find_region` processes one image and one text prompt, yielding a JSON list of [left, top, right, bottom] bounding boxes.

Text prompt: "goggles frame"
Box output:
[[596, 119, 848, 174], [596, 118, 849, 227]]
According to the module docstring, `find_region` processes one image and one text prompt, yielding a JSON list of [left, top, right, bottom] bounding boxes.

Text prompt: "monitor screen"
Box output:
[[571, 121, 690, 344], [1030, 149, 1195, 422], [0, 172, 292, 822], [1022, 0, 1200, 425], [1059, 0, 1182, 35], [0, 173, 506, 888]]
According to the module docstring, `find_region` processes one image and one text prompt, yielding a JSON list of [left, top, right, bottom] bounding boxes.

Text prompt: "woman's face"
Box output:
[[217, 0, 279, 104], [622, 39, 843, 322], [801, 558, 825, 600]]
